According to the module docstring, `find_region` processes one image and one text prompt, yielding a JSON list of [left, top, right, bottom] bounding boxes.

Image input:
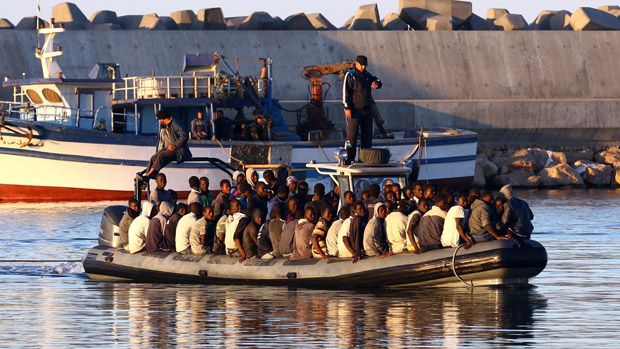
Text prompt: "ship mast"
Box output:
[[34, 0, 65, 79]]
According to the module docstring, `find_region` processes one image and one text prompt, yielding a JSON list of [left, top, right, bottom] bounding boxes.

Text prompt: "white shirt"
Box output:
[[175, 213, 197, 252], [225, 213, 247, 252], [337, 217, 353, 258], [386, 212, 409, 253], [326, 219, 343, 257], [190, 217, 207, 255], [187, 189, 201, 205], [127, 215, 150, 254], [441, 205, 465, 248]]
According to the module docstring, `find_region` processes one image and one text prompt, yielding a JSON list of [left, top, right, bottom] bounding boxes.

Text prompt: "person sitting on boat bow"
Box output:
[[140, 110, 192, 180]]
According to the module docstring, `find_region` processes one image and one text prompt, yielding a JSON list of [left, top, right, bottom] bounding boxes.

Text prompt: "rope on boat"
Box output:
[[451, 243, 475, 289]]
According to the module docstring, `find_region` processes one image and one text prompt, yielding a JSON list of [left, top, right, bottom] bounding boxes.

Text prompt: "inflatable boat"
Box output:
[[83, 207, 547, 288], [82, 161, 547, 288]]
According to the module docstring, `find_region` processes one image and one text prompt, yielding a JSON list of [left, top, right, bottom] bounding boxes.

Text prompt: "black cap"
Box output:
[[355, 55, 368, 66], [156, 110, 169, 120]]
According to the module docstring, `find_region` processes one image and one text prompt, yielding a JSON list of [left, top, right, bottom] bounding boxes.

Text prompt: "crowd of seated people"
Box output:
[[123, 167, 534, 263]]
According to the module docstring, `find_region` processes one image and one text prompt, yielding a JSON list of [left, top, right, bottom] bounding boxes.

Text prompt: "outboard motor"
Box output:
[[98, 205, 126, 248]]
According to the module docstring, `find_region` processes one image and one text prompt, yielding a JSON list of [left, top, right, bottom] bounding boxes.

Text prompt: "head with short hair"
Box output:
[[313, 183, 325, 197], [238, 182, 251, 197], [203, 205, 214, 220], [128, 198, 140, 212], [344, 190, 355, 206], [252, 208, 263, 225], [255, 181, 268, 197], [417, 199, 430, 213], [361, 190, 370, 202], [263, 170, 276, 183], [297, 181, 309, 194], [353, 201, 366, 217], [423, 185, 436, 200], [287, 197, 298, 213], [368, 183, 380, 199], [229, 199, 241, 214], [199, 177, 209, 192], [220, 179, 231, 195], [188, 202, 202, 216], [189, 176, 200, 190], [304, 206, 316, 222], [197, 111, 204, 120], [155, 173, 167, 189], [457, 194, 468, 208], [434, 194, 449, 211], [321, 207, 333, 222], [413, 183, 423, 199], [276, 184, 289, 199], [481, 191, 494, 203], [270, 204, 283, 220], [156, 110, 172, 125], [216, 109, 224, 117], [176, 203, 187, 216], [338, 206, 350, 220], [385, 191, 396, 204]]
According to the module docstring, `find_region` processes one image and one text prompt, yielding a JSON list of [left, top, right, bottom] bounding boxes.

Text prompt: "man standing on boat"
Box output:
[[343, 55, 382, 164], [141, 111, 192, 179]]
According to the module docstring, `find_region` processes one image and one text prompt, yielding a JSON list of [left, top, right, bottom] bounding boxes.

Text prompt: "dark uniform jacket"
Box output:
[[157, 119, 192, 163], [343, 69, 382, 110]]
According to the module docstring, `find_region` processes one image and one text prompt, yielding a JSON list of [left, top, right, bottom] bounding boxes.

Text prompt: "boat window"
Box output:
[[25, 89, 43, 104], [42, 88, 63, 103], [352, 175, 405, 201]]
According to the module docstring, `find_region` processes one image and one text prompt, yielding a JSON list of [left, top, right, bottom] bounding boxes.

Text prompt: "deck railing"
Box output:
[[113, 75, 215, 101], [0, 101, 138, 134]]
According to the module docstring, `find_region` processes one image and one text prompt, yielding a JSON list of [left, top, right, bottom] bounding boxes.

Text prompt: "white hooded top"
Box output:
[[127, 201, 154, 254]]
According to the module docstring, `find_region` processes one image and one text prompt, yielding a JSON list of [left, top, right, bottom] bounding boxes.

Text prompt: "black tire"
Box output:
[[360, 148, 391, 165]]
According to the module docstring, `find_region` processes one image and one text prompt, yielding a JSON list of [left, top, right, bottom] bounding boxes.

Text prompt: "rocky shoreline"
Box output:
[[474, 146, 620, 189]]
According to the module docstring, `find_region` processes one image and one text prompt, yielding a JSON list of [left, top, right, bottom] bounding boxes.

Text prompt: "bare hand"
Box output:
[[371, 81, 379, 89], [351, 256, 359, 264], [167, 145, 177, 152], [345, 109, 352, 120], [497, 236, 511, 241], [238, 256, 246, 263], [322, 255, 330, 262], [465, 242, 472, 250]]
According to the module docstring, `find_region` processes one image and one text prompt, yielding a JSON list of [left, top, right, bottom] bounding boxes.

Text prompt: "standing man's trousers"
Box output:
[[346, 107, 373, 161]]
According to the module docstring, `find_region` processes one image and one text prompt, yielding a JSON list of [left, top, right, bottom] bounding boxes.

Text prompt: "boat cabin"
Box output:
[[306, 162, 411, 210]]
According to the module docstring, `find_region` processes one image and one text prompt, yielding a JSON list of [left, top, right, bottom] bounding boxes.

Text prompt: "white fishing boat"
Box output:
[[0, 22, 478, 202]]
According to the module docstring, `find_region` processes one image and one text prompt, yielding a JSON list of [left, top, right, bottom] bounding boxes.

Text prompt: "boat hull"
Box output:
[[1, 120, 478, 202], [82, 240, 547, 289]]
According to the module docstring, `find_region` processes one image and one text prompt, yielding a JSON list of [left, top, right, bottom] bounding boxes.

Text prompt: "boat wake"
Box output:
[[0, 261, 85, 277]]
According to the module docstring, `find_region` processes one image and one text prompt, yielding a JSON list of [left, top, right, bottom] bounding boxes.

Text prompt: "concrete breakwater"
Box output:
[[475, 146, 620, 189]]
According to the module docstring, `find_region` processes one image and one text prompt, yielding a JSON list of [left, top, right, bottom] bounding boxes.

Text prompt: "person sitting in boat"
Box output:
[[267, 184, 288, 222], [212, 179, 231, 222], [469, 191, 511, 243], [499, 185, 534, 241], [290, 207, 317, 260], [494, 195, 508, 235], [191, 111, 211, 140], [263, 170, 278, 194], [284, 197, 299, 223], [176, 202, 201, 254], [257, 212, 274, 259], [190, 206, 215, 255], [384, 191, 397, 212], [364, 202, 390, 257], [267, 205, 285, 258], [412, 183, 424, 205], [325, 184, 340, 210], [187, 176, 202, 205], [406, 199, 429, 254], [327, 207, 349, 257], [146, 201, 174, 252], [386, 201, 409, 254], [311, 207, 333, 261], [245, 168, 259, 192], [199, 177, 213, 208], [141, 110, 192, 180], [341, 201, 367, 264], [306, 184, 332, 223], [224, 199, 250, 263], [417, 195, 449, 252], [294, 181, 310, 209], [150, 173, 174, 206], [214, 209, 228, 255], [244, 182, 268, 222], [164, 203, 186, 252], [286, 176, 298, 198], [423, 185, 437, 207], [118, 198, 140, 248], [127, 201, 154, 254], [279, 209, 302, 258], [242, 209, 262, 259], [441, 194, 473, 249], [342, 190, 355, 211]]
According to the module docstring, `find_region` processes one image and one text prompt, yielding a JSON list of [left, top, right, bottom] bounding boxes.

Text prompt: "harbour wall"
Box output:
[[0, 30, 618, 146]]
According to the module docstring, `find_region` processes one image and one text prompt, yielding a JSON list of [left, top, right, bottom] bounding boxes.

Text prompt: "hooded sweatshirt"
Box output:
[[146, 201, 174, 252], [127, 202, 154, 254], [386, 210, 409, 253], [500, 185, 534, 239], [364, 203, 388, 256], [246, 168, 258, 189], [119, 206, 140, 247]]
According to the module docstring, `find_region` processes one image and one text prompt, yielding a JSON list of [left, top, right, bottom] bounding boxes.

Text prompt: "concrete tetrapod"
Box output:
[[118, 15, 143, 30], [15, 16, 49, 30], [494, 13, 528, 31], [88, 10, 120, 29], [238, 12, 280, 30], [225, 16, 246, 30], [349, 4, 382, 30], [570, 7, 620, 31], [197, 8, 227, 30], [382, 12, 409, 30], [0, 18, 14, 29], [52, 2, 89, 30], [170, 10, 199, 30], [307, 13, 336, 30], [426, 15, 453, 31], [284, 13, 314, 30], [549, 11, 573, 30], [486, 8, 509, 21], [463, 14, 496, 30], [399, 0, 472, 30]]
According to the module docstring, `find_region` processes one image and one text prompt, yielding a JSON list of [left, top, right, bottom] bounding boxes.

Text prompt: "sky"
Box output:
[[5, 1, 614, 26]]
